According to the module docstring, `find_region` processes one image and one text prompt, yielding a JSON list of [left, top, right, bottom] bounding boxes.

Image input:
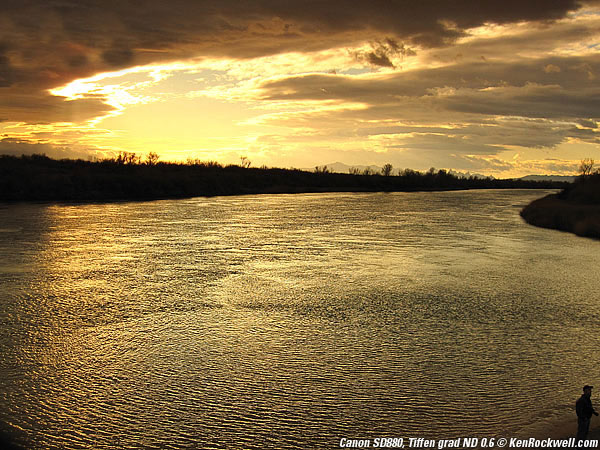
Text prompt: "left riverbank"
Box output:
[[1, 154, 566, 203]]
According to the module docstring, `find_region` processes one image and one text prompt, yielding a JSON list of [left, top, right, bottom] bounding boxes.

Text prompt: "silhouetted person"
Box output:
[[576, 385, 598, 442]]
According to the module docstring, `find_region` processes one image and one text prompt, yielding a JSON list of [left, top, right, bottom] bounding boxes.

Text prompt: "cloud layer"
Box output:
[[2, 0, 594, 121], [1, 1, 600, 175]]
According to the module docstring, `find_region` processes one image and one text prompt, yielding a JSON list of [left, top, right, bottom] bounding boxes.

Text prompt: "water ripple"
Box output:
[[0, 191, 599, 449]]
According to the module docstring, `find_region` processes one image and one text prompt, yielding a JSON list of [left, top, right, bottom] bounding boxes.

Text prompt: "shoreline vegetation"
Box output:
[[521, 159, 600, 239], [1, 153, 567, 203]]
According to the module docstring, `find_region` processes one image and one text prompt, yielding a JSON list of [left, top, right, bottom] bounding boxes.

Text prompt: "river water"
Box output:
[[1, 190, 599, 449]]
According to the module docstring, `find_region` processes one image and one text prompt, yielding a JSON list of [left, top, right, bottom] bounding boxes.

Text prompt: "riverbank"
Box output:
[[530, 418, 600, 448], [494, 409, 599, 449], [520, 176, 600, 239], [0, 154, 566, 203], [523, 415, 597, 440]]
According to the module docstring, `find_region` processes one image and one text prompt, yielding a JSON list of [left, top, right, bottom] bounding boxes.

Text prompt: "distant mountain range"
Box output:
[[307, 162, 576, 182]]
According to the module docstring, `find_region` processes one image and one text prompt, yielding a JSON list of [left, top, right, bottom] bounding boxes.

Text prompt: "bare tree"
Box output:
[[240, 156, 251, 168], [314, 165, 330, 174], [362, 167, 375, 175], [579, 158, 595, 177], [145, 152, 160, 166], [116, 151, 140, 165], [381, 163, 393, 176]]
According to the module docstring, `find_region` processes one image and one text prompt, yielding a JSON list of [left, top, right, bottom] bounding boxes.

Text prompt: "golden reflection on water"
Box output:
[[1, 191, 600, 449]]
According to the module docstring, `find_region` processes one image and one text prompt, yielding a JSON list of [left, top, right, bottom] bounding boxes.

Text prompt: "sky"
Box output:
[[1, 0, 600, 177]]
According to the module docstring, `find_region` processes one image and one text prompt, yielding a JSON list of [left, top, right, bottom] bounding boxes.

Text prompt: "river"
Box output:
[[1, 190, 599, 449]]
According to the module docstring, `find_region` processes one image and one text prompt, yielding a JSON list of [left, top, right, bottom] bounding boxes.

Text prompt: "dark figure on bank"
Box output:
[[576, 385, 598, 442]]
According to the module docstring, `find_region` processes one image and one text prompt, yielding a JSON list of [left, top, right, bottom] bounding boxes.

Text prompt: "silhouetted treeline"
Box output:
[[521, 172, 600, 239], [0, 153, 568, 203]]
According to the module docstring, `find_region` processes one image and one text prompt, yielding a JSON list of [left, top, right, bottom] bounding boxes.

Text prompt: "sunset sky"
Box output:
[[1, 1, 599, 177]]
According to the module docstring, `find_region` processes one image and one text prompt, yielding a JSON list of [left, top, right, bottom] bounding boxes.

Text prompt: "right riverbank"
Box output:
[[521, 175, 600, 239]]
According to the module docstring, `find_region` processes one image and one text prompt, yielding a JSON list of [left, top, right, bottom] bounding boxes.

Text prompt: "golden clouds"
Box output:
[[1, 0, 600, 175]]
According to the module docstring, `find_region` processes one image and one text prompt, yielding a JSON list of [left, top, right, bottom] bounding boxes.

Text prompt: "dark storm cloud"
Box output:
[[0, 0, 594, 124], [0, 88, 114, 124], [101, 41, 135, 67], [351, 119, 586, 149], [0, 43, 16, 88], [577, 119, 598, 128], [252, 51, 600, 154], [257, 55, 600, 121], [442, 84, 600, 120], [352, 39, 417, 68]]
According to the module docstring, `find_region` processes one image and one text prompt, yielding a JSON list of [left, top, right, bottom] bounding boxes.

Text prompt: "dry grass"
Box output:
[[521, 194, 600, 239]]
